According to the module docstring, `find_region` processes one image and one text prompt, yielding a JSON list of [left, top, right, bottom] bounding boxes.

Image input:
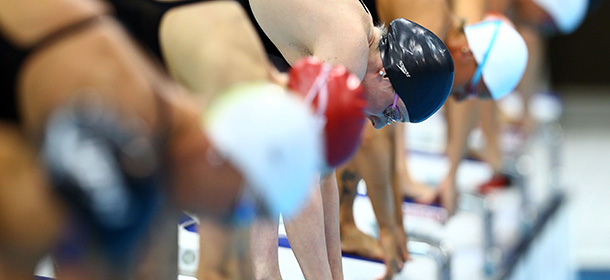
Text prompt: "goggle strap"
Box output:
[[470, 20, 502, 93]]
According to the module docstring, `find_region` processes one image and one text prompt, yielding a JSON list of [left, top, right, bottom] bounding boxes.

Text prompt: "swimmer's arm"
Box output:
[[320, 172, 344, 280], [159, 1, 271, 105], [377, 0, 453, 37], [309, 29, 369, 81], [305, 4, 370, 80], [0, 0, 108, 46], [451, 0, 486, 23], [250, 0, 369, 80], [376, 0, 447, 22], [444, 97, 478, 190]]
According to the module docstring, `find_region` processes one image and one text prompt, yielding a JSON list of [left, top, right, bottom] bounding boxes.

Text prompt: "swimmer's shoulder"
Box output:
[[0, 0, 108, 47]]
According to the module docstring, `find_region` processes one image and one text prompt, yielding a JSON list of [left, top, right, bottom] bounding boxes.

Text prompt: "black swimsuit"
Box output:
[[233, 0, 289, 71], [107, 0, 290, 71], [107, 0, 380, 73], [1, 0, 379, 121], [107, 0, 201, 61], [0, 17, 100, 124], [0, 36, 28, 122], [360, 0, 382, 25]]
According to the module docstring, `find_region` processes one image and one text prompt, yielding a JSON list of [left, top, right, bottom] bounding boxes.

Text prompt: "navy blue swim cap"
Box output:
[[380, 18, 454, 123]]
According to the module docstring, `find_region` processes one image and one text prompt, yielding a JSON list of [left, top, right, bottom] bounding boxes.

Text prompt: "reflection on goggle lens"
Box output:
[[383, 94, 402, 125]]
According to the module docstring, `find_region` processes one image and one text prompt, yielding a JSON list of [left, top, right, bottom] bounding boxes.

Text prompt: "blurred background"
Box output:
[[549, 1, 610, 279]]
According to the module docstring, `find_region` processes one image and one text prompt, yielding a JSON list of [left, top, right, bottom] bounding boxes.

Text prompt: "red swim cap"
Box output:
[[288, 57, 367, 168]]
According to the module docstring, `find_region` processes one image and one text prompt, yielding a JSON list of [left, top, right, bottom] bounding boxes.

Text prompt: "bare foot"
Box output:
[[378, 228, 406, 280], [417, 177, 457, 217], [394, 227, 410, 263], [401, 180, 437, 204], [340, 224, 383, 261]]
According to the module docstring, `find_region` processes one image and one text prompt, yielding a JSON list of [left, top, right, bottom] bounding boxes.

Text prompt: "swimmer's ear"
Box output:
[[379, 68, 389, 79]]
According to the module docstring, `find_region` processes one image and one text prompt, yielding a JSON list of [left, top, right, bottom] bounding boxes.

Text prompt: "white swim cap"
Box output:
[[534, 0, 588, 34], [465, 15, 528, 99], [203, 81, 323, 219]]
